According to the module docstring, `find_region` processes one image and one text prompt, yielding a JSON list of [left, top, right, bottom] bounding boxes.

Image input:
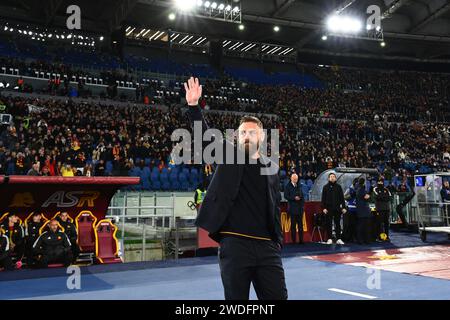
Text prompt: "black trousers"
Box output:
[[325, 210, 342, 240], [357, 217, 372, 244], [0, 255, 14, 270], [343, 212, 357, 242], [376, 210, 390, 237], [36, 250, 73, 268], [218, 236, 288, 300], [290, 214, 303, 243]]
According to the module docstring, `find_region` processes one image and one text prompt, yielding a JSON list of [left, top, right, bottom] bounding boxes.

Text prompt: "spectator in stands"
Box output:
[[57, 212, 79, 262], [61, 163, 74, 177], [355, 178, 372, 245], [0, 213, 25, 262], [321, 173, 347, 245], [32, 219, 73, 268], [25, 212, 45, 266], [284, 173, 305, 244], [27, 162, 41, 176]]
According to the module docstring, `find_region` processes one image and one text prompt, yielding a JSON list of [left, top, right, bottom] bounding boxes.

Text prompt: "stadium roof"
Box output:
[[1, 0, 449, 62]]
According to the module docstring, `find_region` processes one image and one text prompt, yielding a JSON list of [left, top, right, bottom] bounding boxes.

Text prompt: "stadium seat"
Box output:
[[6, 162, 15, 175], [161, 180, 171, 190], [181, 180, 190, 191], [151, 180, 161, 190], [39, 219, 65, 235], [24, 212, 48, 229], [0, 212, 23, 225], [75, 210, 98, 252], [141, 177, 151, 190], [171, 180, 181, 190], [51, 211, 74, 223], [105, 161, 113, 175], [94, 219, 122, 264]]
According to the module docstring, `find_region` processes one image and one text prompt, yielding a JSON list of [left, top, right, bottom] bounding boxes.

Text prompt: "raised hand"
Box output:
[[184, 77, 202, 106]]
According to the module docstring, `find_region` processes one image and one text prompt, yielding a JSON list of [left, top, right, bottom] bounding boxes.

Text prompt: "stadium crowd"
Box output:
[[0, 89, 448, 190], [0, 42, 449, 190]]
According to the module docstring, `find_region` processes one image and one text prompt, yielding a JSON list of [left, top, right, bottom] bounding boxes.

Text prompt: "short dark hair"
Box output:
[[239, 116, 263, 129]]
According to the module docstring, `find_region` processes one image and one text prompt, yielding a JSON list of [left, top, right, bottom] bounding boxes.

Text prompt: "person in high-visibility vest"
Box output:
[[194, 182, 207, 210]]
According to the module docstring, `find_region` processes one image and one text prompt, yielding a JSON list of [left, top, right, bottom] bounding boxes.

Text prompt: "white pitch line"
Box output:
[[328, 288, 377, 299]]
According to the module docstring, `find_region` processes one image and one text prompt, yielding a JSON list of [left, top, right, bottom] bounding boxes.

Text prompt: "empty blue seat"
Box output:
[[151, 180, 161, 190], [161, 180, 171, 190], [151, 167, 159, 174], [141, 178, 151, 190], [181, 180, 190, 191], [150, 171, 159, 182], [169, 171, 178, 182], [190, 167, 199, 177], [6, 162, 15, 175], [171, 181, 181, 190], [142, 167, 151, 177], [105, 161, 113, 174]]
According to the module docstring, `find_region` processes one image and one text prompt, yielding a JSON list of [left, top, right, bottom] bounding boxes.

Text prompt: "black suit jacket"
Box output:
[[186, 106, 283, 244], [284, 182, 305, 216]]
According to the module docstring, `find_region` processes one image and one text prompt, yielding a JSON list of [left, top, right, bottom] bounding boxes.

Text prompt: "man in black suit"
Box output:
[[184, 77, 287, 300], [321, 172, 347, 245], [284, 173, 305, 244]]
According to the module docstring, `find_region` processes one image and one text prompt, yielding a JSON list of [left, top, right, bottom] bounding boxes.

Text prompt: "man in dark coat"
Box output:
[[321, 172, 347, 244], [184, 77, 287, 300], [356, 178, 372, 244], [373, 178, 392, 241], [284, 173, 305, 244]]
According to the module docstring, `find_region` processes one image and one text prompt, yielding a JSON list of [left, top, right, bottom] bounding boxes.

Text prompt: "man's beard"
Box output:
[[240, 140, 259, 157]]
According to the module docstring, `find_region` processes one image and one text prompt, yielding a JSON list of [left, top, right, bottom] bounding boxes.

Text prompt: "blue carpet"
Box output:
[[1, 256, 449, 300], [0, 230, 448, 300]]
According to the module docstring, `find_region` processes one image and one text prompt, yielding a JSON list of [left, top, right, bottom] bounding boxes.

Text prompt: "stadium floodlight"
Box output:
[[380, 41, 386, 47], [175, 0, 196, 11], [168, 12, 176, 20], [321, 35, 327, 41], [273, 26, 280, 32], [99, 36, 104, 41], [218, 3, 225, 10], [326, 15, 362, 33], [225, 4, 231, 11], [238, 24, 245, 30], [232, 6, 240, 13], [204, 1, 211, 8], [197, 0, 203, 6], [211, 2, 218, 9]]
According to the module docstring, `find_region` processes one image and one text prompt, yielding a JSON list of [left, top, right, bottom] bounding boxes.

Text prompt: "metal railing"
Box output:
[[104, 191, 199, 261]]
